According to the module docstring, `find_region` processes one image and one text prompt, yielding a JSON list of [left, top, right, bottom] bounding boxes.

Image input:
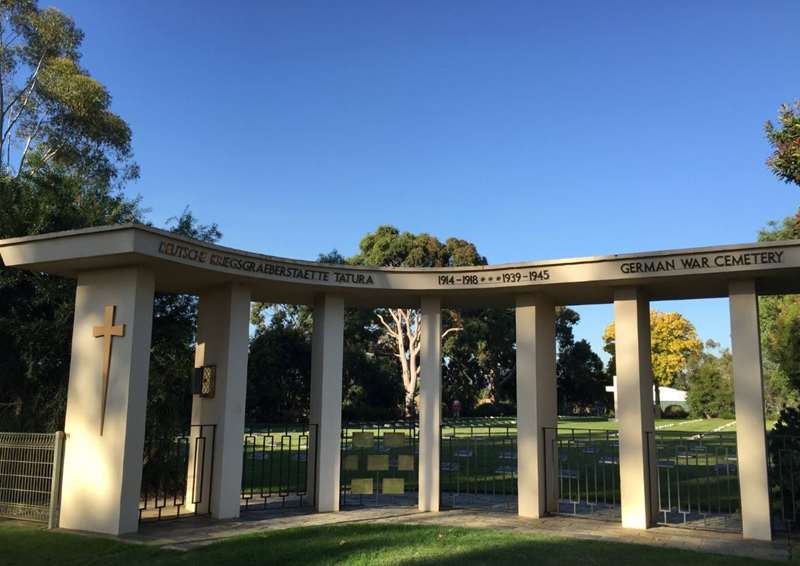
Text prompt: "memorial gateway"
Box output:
[[2, 223, 798, 542]]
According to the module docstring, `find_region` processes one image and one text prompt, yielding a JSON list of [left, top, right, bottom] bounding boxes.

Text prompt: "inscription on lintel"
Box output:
[[157, 240, 375, 285]]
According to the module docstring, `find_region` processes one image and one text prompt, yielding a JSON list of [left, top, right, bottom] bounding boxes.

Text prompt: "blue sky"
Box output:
[[54, 1, 799, 358]]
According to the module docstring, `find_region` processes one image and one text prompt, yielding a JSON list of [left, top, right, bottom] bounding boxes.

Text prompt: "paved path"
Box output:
[[122, 505, 791, 562]]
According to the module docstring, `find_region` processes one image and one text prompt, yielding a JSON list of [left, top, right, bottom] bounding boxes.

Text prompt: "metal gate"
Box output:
[[340, 421, 418, 507], [548, 427, 621, 521], [139, 424, 215, 522], [241, 423, 316, 511], [652, 430, 741, 532], [440, 419, 517, 510], [0, 431, 64, 526], [770, 433, 800, 537], [545, 427, 743, 529]]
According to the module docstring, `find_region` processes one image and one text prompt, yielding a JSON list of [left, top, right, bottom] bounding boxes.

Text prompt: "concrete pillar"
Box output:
[[60, 267, 154, 535], [729, 280, 772, 541], [308, 294, 345, 512], [187, 283, 251, 519], [614, 287, 657, 530], [515, 294, 557, 518], [418, 296, 442, 512]]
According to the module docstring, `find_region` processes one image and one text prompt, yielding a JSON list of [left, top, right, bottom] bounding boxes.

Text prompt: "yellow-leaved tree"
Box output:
[[603, 310, 702, 417]]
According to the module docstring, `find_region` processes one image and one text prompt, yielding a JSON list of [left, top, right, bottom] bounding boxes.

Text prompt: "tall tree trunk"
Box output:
[[376, 308, 460, 418], [377, 308, 420, 417]]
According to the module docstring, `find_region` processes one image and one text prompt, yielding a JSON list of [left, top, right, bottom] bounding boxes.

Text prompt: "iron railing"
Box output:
[[440, 420, 517, 510], [769, 433, 800, 536], [652, 430, 741, 532], [139, 424, 216, 522], [341, 421, 418, 507], [241, 423, 316, 510], [0, 431, 64, 525], [549, 427, 621, 521]]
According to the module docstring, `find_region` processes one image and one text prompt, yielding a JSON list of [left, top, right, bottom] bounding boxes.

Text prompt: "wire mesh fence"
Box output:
[[0, 432, 63, 524], [241, 423, 316, 510]]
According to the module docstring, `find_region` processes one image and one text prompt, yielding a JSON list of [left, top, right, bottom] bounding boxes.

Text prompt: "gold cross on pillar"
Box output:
[[93, 305, 125, 436]]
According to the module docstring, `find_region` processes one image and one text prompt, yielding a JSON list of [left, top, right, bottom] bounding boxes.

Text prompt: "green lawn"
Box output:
[[0, 521, 787, 566], [559, 417, 738, 432], [238, 418, 743, 448], [245, 417, 740, 438]]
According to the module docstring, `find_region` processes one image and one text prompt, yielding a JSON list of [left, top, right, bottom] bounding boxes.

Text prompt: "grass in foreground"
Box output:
[[0, 521, 787, 566]]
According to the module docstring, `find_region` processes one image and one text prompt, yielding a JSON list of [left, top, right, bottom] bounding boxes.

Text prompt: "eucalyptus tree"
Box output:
[[0, 0, 136, 184], [352, 226, 486, 416], [765, 101, 800, 188], [0, 1, 145, 432]]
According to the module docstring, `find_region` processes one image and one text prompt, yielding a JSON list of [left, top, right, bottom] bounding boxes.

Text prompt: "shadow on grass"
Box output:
[[0, 521, 781, 566], [195, 524, 774, 566]]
